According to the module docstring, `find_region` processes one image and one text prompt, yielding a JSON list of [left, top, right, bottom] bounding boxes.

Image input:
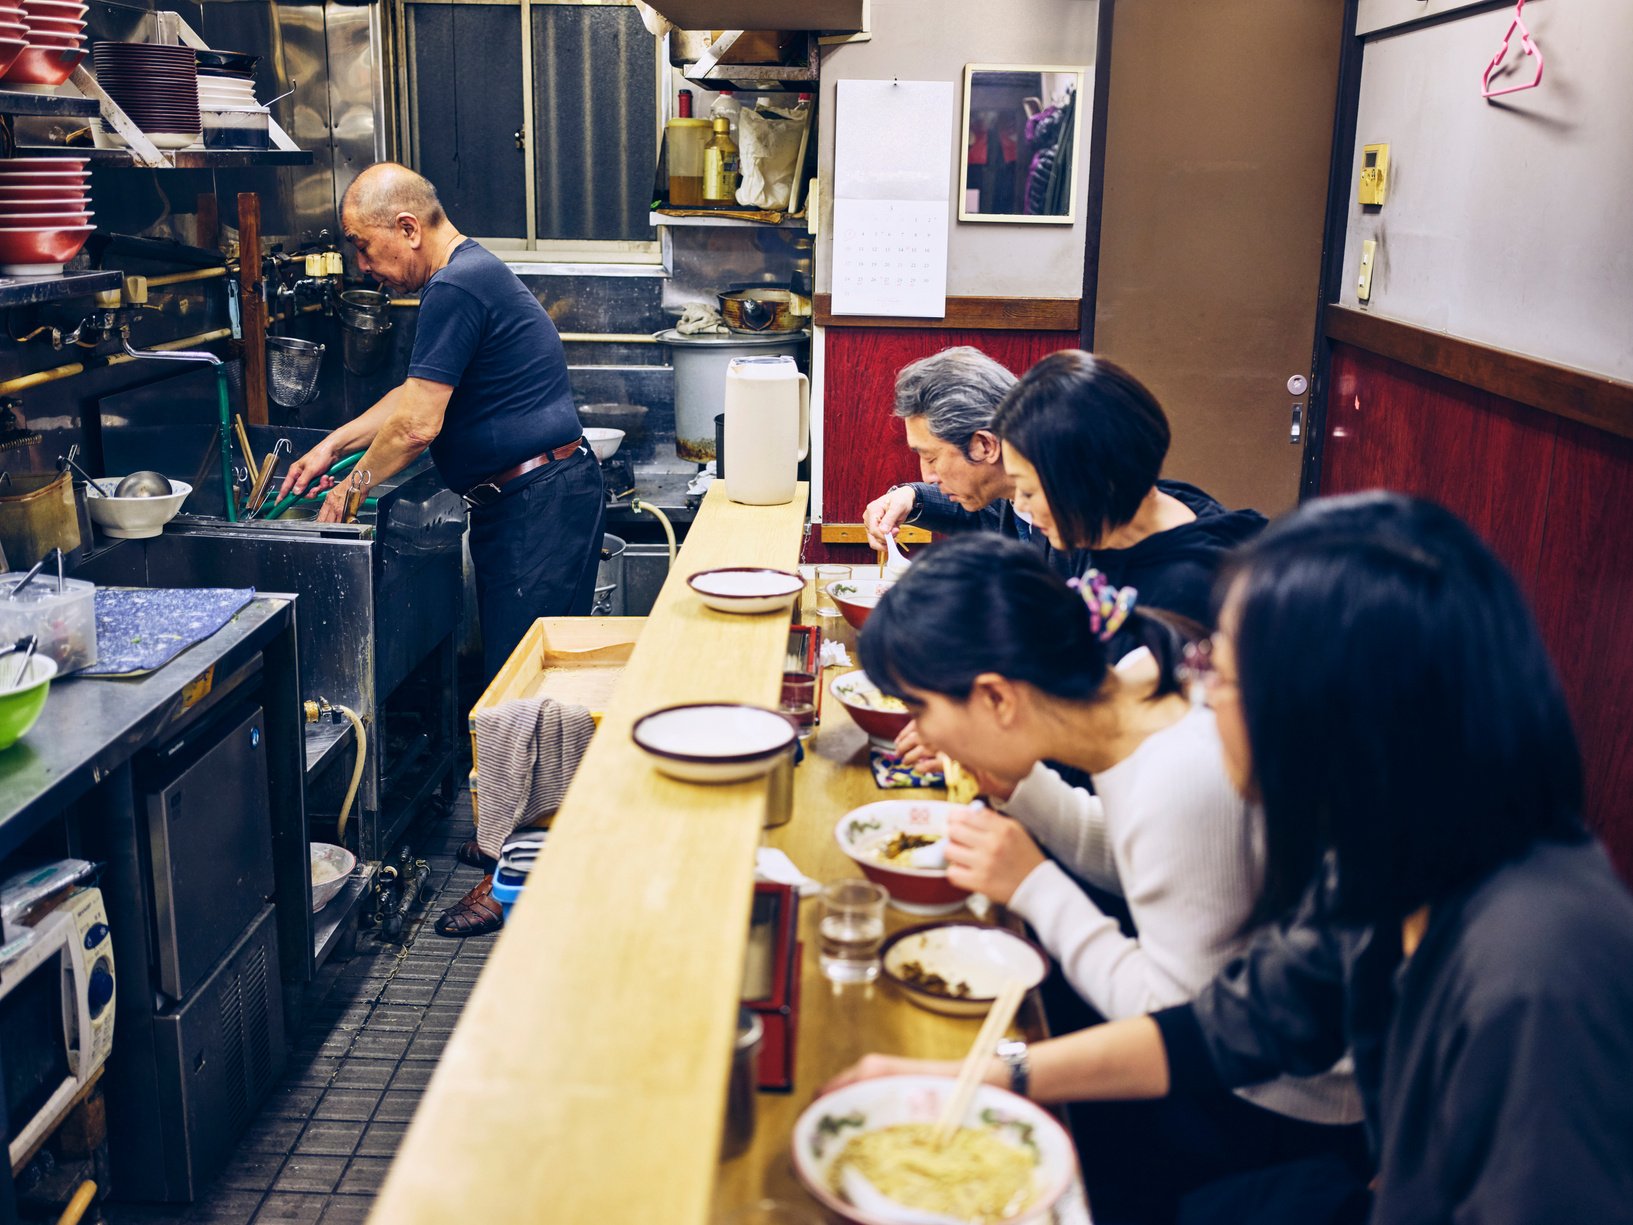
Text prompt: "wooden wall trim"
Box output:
[[1324, 304, 1633, 443], [813, 294, 1082, 332], [818, 524, 933, 545]]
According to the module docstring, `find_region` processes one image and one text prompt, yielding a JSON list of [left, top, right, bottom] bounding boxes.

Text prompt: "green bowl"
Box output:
[[0, 655, 58, 750]]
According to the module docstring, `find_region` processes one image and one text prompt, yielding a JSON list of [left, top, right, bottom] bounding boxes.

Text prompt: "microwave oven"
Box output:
[[0, 887, 116, 1168]]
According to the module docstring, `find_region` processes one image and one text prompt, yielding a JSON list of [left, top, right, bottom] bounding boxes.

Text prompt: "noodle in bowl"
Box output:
[[791, 1074, 1075, 1225]]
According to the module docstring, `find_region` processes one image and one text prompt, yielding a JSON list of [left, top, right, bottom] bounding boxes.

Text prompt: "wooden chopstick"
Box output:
[[233, 415, 258, 475], [931, 977, 1027, 1149]]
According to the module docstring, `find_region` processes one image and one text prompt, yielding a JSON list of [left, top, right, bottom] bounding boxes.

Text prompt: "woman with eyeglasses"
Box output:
[[857, 535, 1365, 1222], [835, 494, 1633, 1224]]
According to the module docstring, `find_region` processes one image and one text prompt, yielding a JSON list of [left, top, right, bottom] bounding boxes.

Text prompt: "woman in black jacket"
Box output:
[[833, 492, 1633, 1224]]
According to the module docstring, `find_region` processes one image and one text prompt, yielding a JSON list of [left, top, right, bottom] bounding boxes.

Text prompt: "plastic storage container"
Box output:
[[490, 829, 549, 920], [664, 117, 711, 206], [0, 573, 97, 673], [202, 107, 270, 150]]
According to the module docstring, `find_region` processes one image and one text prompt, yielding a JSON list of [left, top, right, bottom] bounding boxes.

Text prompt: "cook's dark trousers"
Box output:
[[468, 445, 605, 682]]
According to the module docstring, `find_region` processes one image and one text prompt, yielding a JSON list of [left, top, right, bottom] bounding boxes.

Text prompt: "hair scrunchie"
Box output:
[[1067, 569, 1138, 642]]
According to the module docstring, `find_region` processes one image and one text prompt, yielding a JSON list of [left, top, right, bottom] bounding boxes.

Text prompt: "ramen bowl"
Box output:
[[310, 842, 357, 912], [632, 702, 796, 783], [688, 567, 804, 615], [881, 921, 1050, 1018], [825, 576, 894, 629], [836, 799, 970, 915], [582, 426, 624, 461], [829, 669, 911, 746], [86, 478, 191, 539], [791, 1075, 1075, 1225]]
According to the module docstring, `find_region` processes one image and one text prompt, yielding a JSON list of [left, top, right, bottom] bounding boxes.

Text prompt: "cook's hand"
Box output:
[[894, 719, 938, 769], [279, 439, 339, 500], [314, 480, 353, 523], [863, 486, 917, 551], [945, 806, 1045, 905], [823, 1054, 960, 1095]]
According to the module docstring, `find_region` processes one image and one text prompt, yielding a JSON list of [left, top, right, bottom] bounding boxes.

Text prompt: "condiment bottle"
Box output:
[[702, 116, 739, 206]]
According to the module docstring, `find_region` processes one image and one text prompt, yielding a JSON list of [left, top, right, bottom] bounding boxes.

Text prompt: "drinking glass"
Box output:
[[818, 878, 887, 983], [780, 670, 817, 739], [814, 564, 849, 617]]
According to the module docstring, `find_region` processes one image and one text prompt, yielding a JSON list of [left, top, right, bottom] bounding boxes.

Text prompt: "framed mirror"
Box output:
[[959, 64, 1086, 224]]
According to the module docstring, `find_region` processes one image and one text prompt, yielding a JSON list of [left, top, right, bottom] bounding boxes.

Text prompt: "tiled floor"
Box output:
[[107, 796, 494, 1225]]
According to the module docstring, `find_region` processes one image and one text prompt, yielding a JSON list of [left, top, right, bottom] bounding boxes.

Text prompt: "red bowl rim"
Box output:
[[833, 801, 968, 882], [0, 223, 95, 233]]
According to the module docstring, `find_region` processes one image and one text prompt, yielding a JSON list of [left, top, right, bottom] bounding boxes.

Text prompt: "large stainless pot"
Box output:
[[656, 329, 809, 463]]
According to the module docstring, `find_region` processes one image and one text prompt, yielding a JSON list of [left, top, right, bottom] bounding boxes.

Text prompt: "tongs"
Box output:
[[0, 635, 39, 687], [245, 438, 291, 519]]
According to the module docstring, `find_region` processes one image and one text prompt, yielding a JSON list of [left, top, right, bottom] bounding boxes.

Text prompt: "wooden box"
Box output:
[[469, 617, 644, 826]]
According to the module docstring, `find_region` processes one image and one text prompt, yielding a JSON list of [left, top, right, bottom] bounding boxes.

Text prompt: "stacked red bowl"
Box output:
[[91, 41, 200, 149], [0, 157, 93, 275], [0, 0, 88, 85]]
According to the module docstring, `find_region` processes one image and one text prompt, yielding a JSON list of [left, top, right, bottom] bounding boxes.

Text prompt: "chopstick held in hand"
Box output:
[[931, 977, 1028, 1150]]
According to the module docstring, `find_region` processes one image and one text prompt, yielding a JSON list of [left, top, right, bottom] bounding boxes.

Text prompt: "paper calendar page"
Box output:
[[831, 198, 950, 317]]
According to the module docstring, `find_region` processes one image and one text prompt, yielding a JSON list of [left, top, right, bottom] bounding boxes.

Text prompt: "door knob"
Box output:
[[1286, 374, 1309, 396]]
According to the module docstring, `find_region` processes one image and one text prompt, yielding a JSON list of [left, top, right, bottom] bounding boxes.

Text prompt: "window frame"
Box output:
[[390, 0, 666, 265]]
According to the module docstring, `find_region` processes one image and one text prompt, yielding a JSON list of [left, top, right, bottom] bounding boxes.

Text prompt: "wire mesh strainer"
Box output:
[[266, 336, 325, 407]]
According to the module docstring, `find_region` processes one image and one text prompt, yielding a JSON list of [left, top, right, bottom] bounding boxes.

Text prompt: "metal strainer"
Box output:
[[266, 336, 326, 407]]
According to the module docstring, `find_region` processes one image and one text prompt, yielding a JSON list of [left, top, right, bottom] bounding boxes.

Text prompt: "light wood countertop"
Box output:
[[372, 484, 808, 1225]]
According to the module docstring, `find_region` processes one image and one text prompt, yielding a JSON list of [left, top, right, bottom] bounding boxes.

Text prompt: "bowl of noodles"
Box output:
[[831, 669, 913, 745], [835, 799, 970, 915], [791, 1074, 1075, 1225], [826, 577, 895, 629]]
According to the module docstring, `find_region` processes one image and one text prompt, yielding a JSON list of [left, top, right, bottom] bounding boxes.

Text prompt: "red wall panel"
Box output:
[[1321, 343, 1556, 587], [1321, 342, 1633, 880], [820, 328, 1079, 529]]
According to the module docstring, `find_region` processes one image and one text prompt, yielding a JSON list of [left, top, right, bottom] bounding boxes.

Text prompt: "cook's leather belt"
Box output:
[[463, 437, 585, 506]]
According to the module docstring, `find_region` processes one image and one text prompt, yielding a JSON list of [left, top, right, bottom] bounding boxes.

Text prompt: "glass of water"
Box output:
[[818, 878, 888, 983], [814, 564, 850, 617]]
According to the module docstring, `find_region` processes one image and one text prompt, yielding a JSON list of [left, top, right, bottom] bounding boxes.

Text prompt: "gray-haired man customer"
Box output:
[[862, 347, 1083, 576]]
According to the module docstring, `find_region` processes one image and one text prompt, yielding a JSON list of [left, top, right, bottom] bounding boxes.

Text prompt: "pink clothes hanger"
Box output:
[[1481, 0, 1545, 99]]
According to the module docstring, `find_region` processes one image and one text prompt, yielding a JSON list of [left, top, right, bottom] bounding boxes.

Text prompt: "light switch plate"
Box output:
[[1359, 143, 1389, 206], [1357, 239, 1377, 302]]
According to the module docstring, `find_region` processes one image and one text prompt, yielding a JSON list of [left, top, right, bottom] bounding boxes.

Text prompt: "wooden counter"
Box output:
[[373, 485, 807, 1225]]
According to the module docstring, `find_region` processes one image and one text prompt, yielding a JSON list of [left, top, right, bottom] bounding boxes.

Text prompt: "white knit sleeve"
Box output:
[[999, 763, 1117, 893]]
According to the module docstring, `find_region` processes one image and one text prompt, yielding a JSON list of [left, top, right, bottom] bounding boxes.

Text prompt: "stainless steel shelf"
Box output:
[[312, 861, 376, 969], [648, 210, 805, 229], [71, 147, 316, 169], [0, 269, 121, 308], [305, 718, 357, 781], [0, 88, 99, 118]]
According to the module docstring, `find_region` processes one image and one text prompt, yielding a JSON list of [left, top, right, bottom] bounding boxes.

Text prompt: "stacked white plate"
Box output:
[[197, 74, 258, 109], [91, 41, 201, 149]]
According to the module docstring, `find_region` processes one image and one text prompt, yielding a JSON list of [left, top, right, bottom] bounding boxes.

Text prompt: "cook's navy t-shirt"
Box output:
[[406, 239, 580, 493]]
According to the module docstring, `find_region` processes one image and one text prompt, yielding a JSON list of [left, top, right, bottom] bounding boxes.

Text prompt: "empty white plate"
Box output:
[[631, 703, 795, 783], [687, 567, 805, 615]]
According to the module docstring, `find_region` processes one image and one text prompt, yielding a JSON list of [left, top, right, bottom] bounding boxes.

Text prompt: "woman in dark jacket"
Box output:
[[992, 351, 1265, 630], [833, 492, 1633, 1224]]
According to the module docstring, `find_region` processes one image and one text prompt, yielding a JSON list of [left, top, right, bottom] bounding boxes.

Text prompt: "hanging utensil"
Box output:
[[58, 454, 105, 497], [343, 467, 371, 523]]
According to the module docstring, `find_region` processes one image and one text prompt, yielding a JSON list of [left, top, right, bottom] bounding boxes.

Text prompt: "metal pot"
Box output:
[[717, 287, 806, 335]]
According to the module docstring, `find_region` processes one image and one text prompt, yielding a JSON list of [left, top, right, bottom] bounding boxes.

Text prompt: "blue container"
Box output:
[[491, 829, 548, 920]]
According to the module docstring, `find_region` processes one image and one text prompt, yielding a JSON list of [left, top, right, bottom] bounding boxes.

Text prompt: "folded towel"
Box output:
[[472, 696, 596, 860]]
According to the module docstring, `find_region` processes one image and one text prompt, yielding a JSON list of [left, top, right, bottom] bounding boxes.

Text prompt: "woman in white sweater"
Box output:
[[858, 535, 1364, 1223]]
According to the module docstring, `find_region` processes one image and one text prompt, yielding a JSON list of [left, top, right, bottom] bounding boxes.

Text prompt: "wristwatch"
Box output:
[[995, 1038, 1030, 1098]]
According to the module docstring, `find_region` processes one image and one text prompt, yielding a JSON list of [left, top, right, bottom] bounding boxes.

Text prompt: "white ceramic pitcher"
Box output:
[[722, 355, 809, 506]]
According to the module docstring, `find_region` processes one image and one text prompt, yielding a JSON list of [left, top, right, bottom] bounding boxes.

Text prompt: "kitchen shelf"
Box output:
[[0, 87, 99, 118], [0, 268, 121, 308], [648, 209, 805, 229], [312, 861, 375, 969], [644, 0, 865, 32], [58, 147, 315, 169], [305, 718, 357, 781]]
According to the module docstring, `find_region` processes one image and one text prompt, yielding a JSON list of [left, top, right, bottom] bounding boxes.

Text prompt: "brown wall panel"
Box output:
[[820, 328, 1079, 528], [1321, 342, 1633, 881]]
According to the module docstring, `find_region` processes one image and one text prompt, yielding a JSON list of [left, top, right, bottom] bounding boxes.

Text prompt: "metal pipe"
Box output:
[[0, 325, 237, 396], [145, 266, 229, 288], [119, 336, 236, 522]]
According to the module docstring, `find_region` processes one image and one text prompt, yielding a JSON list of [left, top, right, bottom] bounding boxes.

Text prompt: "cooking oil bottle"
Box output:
[[702, 116, 739, 206]]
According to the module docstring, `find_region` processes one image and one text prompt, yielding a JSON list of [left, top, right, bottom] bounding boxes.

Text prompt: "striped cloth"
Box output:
[[472, 696, 596, 860]]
